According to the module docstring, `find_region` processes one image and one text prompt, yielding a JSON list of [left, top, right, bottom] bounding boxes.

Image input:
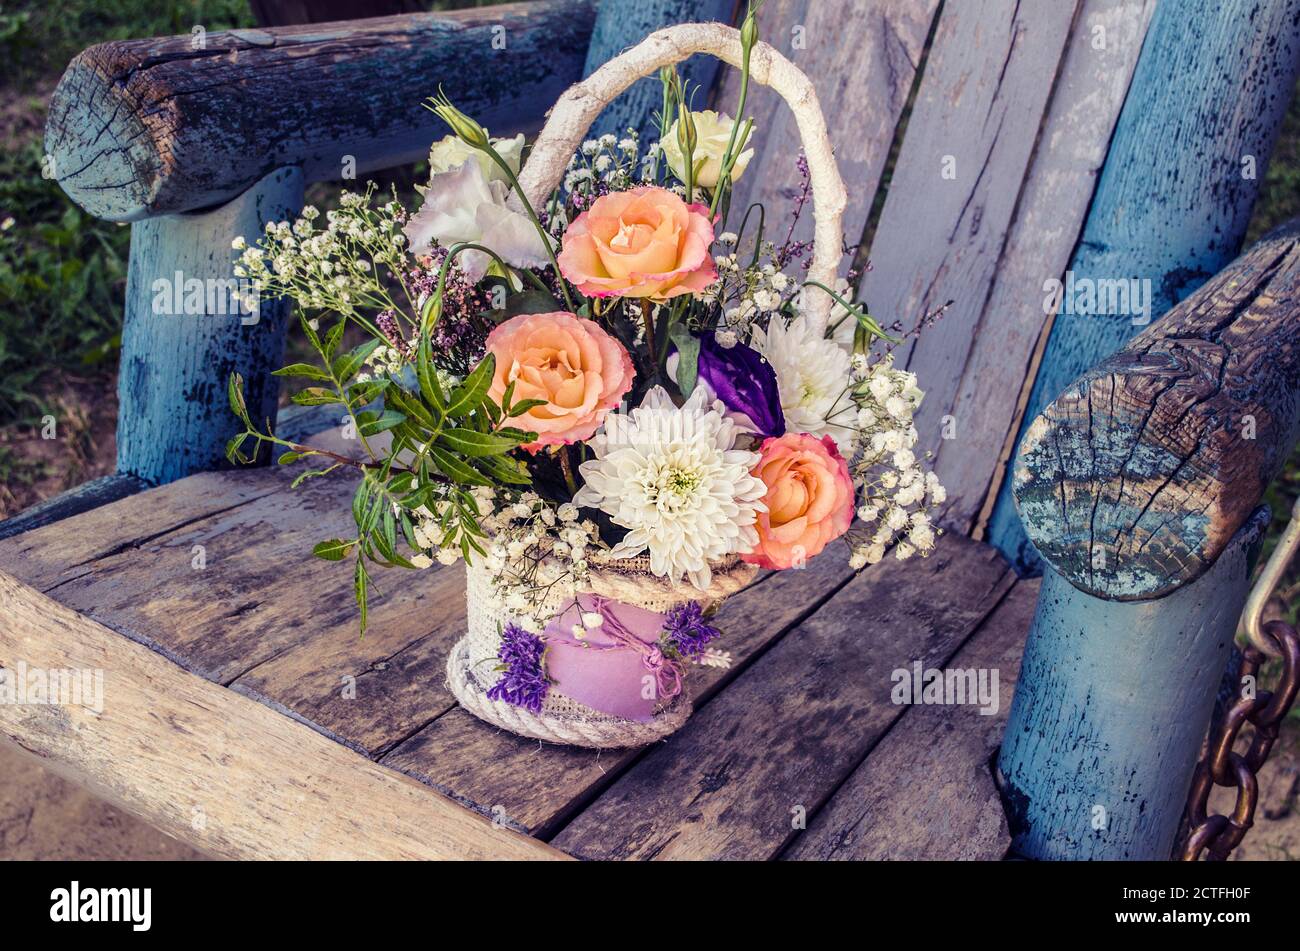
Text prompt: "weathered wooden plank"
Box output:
[[0, 469, 282, 592], [987, 0, 1300, 571], [0, 474, 149, 543], [550, 533, 1013, 860], [936, 0, 1158, 534], [782, 578, 1039, 861], [717, 0, 939, 260], [584, 0, 736, 144], [381, 548, 857, 836], [1013, 221, 1300, 600], [230, 563, 467, 757], [859, 0, 1079, 521], [0, 569, 566, 860], [998, 510, 1265, 860], [0, 432, 463, 759], [45, 0, 597, 221], [0, 405, 348, 545]]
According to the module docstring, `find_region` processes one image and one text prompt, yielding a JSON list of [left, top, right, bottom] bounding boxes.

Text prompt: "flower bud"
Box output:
[[676, 107, 698, 160], [740, 10, 759, 51], [429, 93, 490, 151]]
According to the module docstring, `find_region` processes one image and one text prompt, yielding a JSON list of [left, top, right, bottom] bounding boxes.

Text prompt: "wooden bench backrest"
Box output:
[[40, 0, 1300, 570], [715, 0, 1150, 538]]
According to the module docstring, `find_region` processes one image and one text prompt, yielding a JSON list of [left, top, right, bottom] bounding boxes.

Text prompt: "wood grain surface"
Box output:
[[782, 578, 1038, 861], [550, 533, 1013, 859], [0, 569, 565, 860], [1014, 221, 1300, 600], [45, 0, 596, 220]]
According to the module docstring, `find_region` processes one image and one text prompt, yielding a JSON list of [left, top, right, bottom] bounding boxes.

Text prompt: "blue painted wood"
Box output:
[[997, 508, 1268, 860], [987, 0, 1300, 573], [116, 167, 304, 485], [582, 0, 737, 144]]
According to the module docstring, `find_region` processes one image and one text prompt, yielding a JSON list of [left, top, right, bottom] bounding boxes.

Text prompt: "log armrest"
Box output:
[[44, 0, 595, 222], [1013, 219, 1300, 601]]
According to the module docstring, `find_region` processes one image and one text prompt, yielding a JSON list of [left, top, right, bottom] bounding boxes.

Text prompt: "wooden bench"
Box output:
[[4, 0, 1300, 860]]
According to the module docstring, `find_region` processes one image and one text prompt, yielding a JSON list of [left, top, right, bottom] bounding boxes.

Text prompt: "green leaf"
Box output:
[[272, 363, 331, 381], [291, 387, 343, 406], [386, 386, 438, 430], [278, 450, 310, 465], [446, 353, 495, 417], [429, 445, 493, 486], [332, 338, 382, 384], [473, 452, 533, 486], [225, 432, 251, 465], [354, 557, 370, 636], [359, 409, 405, 437], [508, 398, 547, 417], [300, 312, 322, 350], [439, 427, 524, 457], [227, 372, 250, 423], [416, 336, 446, 413], [313, 538, 354, 561], [323, 318, 346, 361], [669, 323, 700, 396]]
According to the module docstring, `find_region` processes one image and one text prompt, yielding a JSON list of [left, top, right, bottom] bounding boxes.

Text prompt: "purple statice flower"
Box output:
[[694, 332, 786, 439], [485, 623, 549, 714], [663, 602, 722, 660], [409, 246, 495, 374]]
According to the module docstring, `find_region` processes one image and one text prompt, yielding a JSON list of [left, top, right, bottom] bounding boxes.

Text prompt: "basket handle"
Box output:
[[513, 22, 849, 329]]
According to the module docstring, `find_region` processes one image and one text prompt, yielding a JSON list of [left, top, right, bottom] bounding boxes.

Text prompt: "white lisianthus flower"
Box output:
[[402, 159, 554, 282], [751, 313, 854, 454], [424, 132, 525, 187], [574, 386, 766, 589], [662, 110, 755, 189]]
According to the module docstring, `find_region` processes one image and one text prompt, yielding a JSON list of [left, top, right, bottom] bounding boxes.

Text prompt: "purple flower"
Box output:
[[694, 333, 786, 439], [663, 601, 721, 659], [485, 623, 549, 714]]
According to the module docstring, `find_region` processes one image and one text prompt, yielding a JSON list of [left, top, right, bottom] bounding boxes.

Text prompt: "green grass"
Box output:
[[0, 1, 255, 88], [0, 138, 130, 424]]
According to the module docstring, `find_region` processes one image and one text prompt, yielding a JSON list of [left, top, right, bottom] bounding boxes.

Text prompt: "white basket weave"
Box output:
[[446, 554, 756, 748]]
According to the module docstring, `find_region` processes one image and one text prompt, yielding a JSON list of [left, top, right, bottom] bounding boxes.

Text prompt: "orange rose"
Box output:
[[744, 433, 855, 570], [557, 186, 717, 301], [485, 311, 634, 451]]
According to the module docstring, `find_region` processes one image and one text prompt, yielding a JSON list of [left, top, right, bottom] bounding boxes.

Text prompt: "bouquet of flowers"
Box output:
[[226, 12, 945, 747]]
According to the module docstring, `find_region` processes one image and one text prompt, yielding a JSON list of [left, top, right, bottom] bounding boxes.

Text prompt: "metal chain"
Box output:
[[1181, 620, 1300, 860]]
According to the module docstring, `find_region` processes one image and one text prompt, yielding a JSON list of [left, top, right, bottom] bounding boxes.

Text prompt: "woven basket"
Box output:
[[446, 21, 848, 748], [446, 554, 757, 748]]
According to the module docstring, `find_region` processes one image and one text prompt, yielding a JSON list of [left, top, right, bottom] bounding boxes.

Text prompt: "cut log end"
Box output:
[[45, 48, 167, 222], [1014, 220, 1300, 601]]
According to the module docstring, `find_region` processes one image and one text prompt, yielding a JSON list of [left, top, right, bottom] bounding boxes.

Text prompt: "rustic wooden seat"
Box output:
[[0, 440, 1034, 858], [4, 0, 1300, 860]]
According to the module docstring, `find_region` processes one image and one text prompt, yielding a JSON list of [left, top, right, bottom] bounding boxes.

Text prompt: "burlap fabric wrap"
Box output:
[[446, 554, 757, 748], [446, 21, 846, 747]]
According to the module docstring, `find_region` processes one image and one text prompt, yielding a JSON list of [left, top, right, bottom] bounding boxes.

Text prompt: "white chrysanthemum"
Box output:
[[751, 313, 854, 453], [574, 386, 766, 589]]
